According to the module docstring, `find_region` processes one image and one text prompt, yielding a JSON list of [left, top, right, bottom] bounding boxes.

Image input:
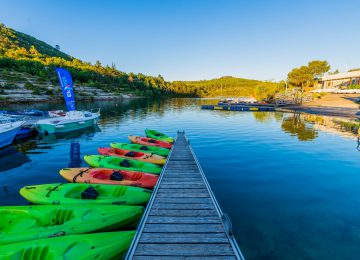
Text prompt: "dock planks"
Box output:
[[126, 131, 244, 259]]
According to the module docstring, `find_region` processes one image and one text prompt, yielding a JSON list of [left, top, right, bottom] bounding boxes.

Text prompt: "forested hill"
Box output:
[[0, 23, 173, 99], [0, 23, 281, 101], [171, 76, 282, 99]]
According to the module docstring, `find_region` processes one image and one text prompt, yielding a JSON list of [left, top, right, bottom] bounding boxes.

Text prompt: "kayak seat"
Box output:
[[110, 171, 124, 181], [148, 139, 156, 143], [140, 146, 149, 150], [119, 160, 131, 168], [81, 187, 99, 200], [125, 151, 136, 157]]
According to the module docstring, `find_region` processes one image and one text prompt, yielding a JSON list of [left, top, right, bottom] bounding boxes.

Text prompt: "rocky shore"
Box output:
[[0, 70, 139, 103]]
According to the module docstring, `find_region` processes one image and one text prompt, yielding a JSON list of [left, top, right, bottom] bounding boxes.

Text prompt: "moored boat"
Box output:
[[0, 121, 24, 149], [110, 142, 170, 157], [84, 155, 162, 174], [145, 128, 174, 143], [98, 147, 166, 165], [128, 135, 172, 149], [35, 110, 100, 134], [60, 167, 158, 188], [34, 68, 100, 134]]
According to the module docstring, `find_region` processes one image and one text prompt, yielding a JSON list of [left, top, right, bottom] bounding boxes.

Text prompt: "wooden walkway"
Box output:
[[126, 131, 244, 259]]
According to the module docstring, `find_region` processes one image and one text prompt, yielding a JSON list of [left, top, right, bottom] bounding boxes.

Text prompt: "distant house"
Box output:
[[319, 70, 360, 89]]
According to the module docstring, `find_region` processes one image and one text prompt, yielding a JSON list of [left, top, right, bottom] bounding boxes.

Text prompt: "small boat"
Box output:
[[0, 204, 143, 245], [84, 155, 162, 175], [98, 147, 166, 165], [110, 142, 170, 157], [145, 128, 174, 143], [60, 167, 158, 189], [34, 68, 100, 134], [128, 135, 172, 149], [0, 121, 24, 149], [35, 110, 100, 134], [20, 183, 151, 205], [0, 231, 135, 259]]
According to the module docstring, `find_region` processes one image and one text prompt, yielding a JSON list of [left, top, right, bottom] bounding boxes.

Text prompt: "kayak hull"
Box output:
[[84, 155, 162, 175], [60, 167, 158, 189], [128, 135, 172, 149], [19, 183, 151, 205], [145, 128, 174, 143], [110, 142, 170, 157], [0, 205, 143, 245], [0, 231, 135, 259], [98, 147, 166, 165]]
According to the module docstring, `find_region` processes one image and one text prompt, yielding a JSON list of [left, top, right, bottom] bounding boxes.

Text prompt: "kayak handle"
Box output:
[[112, 201, 126, 205]]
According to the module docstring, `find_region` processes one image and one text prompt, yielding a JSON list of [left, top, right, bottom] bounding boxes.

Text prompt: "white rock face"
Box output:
[[0, 70, 134, 103]]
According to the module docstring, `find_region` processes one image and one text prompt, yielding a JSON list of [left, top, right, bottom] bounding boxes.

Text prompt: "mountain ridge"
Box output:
[[0, 23, 280, 102]]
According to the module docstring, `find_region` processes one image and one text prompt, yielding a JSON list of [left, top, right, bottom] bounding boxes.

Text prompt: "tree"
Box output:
[[287, 60, 330, 91], [55, 45, 60, 51], [329, 69, 340, 75], [307, 60, 330, 78], [95, 60, 102, 68], [287, 66, 313, 90]]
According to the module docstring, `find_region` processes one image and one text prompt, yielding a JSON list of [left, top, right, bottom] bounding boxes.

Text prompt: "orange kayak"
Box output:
[[128, 135, 172, 149], [59, 167, 158, 189], [98, 147, 166, 166]]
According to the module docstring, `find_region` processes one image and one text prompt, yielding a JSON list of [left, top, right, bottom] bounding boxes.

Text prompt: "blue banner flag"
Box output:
[[56, 68, 76, 111]]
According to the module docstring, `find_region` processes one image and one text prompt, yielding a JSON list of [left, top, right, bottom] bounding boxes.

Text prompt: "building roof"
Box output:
[[322, 70, 360, 81]]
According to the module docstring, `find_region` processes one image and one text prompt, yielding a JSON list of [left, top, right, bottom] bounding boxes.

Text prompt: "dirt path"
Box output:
[[305, 94, 360, 108], [281, 94, 360, 118]]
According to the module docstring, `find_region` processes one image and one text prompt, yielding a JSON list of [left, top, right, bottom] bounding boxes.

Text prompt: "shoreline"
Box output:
[[279, 105, 360, 119], [0, 95, 144, 104]]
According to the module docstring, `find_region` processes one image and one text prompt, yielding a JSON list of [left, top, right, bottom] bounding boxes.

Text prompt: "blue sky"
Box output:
[[1, 0, 359, 81]]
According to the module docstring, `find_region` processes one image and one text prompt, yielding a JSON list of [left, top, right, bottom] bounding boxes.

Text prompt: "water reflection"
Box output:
[[0, 146, 31, 172], [281, 113, 318, 141], [1, 98, 360, 259], [250, 111, 359, 145], [69, 142, 82, 168], [36, 125, 100, 144]]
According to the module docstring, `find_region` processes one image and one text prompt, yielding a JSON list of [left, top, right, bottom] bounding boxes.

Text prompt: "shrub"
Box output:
[[348, 84, 360, 89], [24, 81, 34, 90]]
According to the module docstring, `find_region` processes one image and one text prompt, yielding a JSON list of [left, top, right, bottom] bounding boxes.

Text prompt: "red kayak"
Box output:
[[98, 147, 166, 166], [128, 136, 172, 149], [60, 167, 158, 189]]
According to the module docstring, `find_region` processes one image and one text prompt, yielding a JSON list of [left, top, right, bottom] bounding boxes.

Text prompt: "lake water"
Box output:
[[1, 98, 360, 260]]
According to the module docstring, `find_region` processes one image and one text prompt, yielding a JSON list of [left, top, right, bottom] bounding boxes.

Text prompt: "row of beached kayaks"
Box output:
[[0, 129, 174, 259]]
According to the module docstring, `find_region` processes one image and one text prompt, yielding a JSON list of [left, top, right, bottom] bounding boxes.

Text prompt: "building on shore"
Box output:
[[319, 70, 360, 89]]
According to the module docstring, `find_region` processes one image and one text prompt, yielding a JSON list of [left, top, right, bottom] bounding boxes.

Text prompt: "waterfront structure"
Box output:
[[320, 71, 360, 89], [126, 132, 244, 259]]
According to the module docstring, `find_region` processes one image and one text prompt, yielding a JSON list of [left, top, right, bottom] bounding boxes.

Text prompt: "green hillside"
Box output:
[[0, 23, 282, 101], [0, 23, 172, 98], [171, 76, 283, 99]]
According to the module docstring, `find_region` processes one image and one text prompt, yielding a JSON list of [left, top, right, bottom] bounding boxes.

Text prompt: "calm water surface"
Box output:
[[1, 99, 360, 260]]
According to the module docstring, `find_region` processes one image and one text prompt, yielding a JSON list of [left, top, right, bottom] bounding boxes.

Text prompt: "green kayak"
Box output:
[[145, 128, 174, 143], [84, 155, 162, 175], [0, 231, 135, 259], [110, 142, 170, 157], [20, 183, 151, 206], [0, 204, 142, 245]]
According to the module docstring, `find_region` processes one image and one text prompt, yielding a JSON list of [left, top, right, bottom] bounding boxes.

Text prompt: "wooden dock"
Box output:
[[126, 131, 244, 259], [202, 104, 275, 112]]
